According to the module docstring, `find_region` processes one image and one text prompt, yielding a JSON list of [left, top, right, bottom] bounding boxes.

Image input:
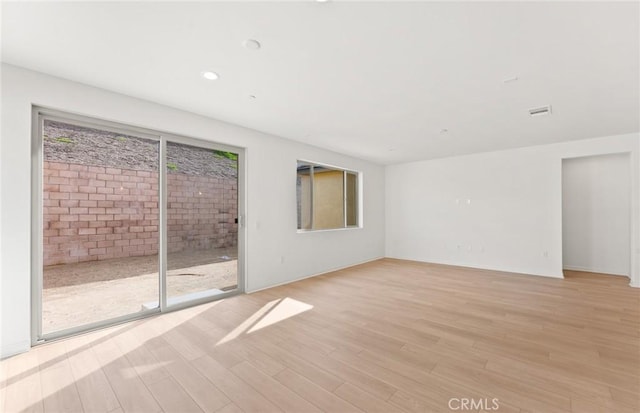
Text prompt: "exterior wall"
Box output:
[[43, 161, 237, 266], [313, 170, 344, 229]]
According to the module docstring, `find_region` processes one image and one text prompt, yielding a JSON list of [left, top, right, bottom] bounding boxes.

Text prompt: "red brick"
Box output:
[[49, 163, 69, 170], [97, 201, 115, 208], [70, 221, 89, 229], [89, 179, 106, 187], [69, 178, 90, 186], [50, 221, 70, 229], [59, 170, 79, 178], [48, 207, 69, 214], [70, 193, 89, 200], [78, 228, 96, 235], [69, 164, 88, 171], [70, 248, 89, 257], [49, 176, 70, 185], [79, 186, 97, 194], [97, 187, 114, 194], [78, 171, 97, 180], [89, 248, 106, 255], [44, 184, 60, 192], [50, 192, 70, 200], [44, 200, 60, 207]]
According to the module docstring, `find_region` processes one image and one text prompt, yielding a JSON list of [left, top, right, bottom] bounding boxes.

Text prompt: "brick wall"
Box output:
[[167, 173, 238, 253], [43, 161, 237, 266]]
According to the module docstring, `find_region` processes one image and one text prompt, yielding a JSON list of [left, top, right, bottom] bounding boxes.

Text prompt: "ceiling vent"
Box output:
[[529, 105, 552, 117]]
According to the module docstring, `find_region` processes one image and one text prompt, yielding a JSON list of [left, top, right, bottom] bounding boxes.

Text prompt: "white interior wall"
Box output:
[[562, 153, 631, 276], [386, 134, 640, 285], [0, 64, 386, 358]]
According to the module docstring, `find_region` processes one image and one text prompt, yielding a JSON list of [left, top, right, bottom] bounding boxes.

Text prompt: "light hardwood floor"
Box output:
[[1, 259, 639, 413]]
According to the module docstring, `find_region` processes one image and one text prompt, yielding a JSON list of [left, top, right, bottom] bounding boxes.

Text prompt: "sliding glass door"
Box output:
[[165, 141, 239, 307], [32, 109, 244, 342]]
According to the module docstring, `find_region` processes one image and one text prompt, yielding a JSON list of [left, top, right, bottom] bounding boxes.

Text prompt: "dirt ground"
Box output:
[[42, 248, 237, 334]]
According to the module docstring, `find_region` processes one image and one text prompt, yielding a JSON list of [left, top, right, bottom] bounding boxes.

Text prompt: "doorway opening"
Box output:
[[561, 153, 631, 280]]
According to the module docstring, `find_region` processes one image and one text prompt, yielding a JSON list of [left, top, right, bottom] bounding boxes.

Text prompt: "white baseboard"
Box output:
[[0, 339, 31, 360], [562, 265, 629, 277], [386, 256, 565, 279], [246, 256, 384, 294]]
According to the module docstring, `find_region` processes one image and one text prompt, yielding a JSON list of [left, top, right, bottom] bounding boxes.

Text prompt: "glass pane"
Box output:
[[166, 142, 238, 305], [297, 162, 312, 230], [346, 172, 358, 226], [42, 120, 159, 334], [312, 166, 344, 230]]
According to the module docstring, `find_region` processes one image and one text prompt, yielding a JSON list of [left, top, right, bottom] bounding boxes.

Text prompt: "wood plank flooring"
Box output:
[[1, 259, 638, 412]]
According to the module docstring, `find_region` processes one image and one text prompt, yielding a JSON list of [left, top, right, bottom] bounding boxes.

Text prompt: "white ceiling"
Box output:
[[2, 1, 638, 164]]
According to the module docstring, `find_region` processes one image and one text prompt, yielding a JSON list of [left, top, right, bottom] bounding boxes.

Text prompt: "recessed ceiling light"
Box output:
[[503, 76, 519, 83], [316, 0, 329, 2], [243, 39, 261, 50], [201, 71, 219, 80], [249, 95, 257, 99], [440, 128, 449, 134]]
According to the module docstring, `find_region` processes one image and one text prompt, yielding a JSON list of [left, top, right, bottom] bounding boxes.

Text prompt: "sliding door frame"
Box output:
[[161, 133, 246, 313], [30, 107, 246, 345]]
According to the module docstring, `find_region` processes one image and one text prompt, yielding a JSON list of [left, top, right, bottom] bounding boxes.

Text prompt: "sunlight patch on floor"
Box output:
[[248, 298, 313, 333], [216, 297, 314, 345], [216, 299, 281, 345]]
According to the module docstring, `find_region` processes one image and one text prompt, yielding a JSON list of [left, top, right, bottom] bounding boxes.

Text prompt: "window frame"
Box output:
[[296, 160, 362, 233]]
